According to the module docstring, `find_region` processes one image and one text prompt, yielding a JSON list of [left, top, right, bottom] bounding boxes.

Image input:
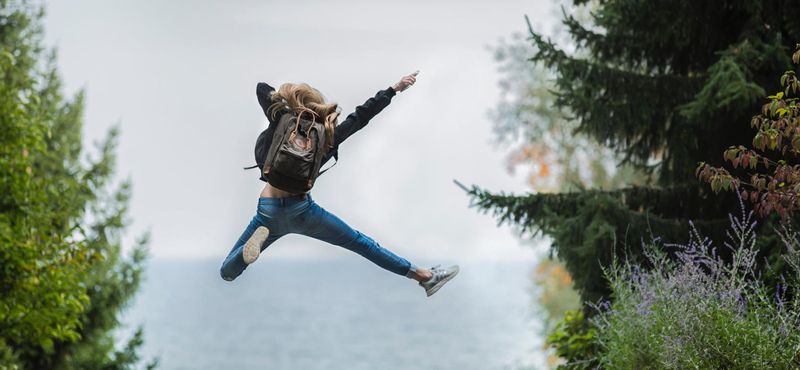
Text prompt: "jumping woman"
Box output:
[[219, 71, 459, 297]]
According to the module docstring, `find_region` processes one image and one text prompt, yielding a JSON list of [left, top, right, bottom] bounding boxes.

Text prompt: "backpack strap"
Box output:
[[289, 108, 318, 150], [243, 164, 260, 170], [317, 150, 338, 177]]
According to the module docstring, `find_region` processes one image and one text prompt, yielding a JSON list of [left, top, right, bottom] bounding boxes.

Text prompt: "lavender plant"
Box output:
[[589, 193, 800, 369]]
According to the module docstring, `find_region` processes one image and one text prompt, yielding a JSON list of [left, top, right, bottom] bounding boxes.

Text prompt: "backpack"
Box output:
[[245, 108, 335, 193]]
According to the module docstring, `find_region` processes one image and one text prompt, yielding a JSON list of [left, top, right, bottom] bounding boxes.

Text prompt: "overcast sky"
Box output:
[[41, 0, 560, 263]]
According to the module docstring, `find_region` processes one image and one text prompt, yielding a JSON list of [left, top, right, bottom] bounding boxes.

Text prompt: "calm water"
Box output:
[[120, 259, 545, 370]]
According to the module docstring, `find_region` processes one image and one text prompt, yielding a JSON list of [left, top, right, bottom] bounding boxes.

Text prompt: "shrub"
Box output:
[[697, 45, 800, 219], [590, 195, 800, 369], [546, 309, 600, 370]]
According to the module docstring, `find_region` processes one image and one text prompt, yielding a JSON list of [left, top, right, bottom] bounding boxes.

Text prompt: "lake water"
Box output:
[[120, 258, 546, 370]]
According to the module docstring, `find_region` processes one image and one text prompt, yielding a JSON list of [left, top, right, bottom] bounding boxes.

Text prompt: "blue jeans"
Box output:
[[220, 193, 418, 281]]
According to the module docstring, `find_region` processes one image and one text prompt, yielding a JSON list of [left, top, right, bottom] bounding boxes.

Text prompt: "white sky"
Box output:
[[42, 0, 560, 262]]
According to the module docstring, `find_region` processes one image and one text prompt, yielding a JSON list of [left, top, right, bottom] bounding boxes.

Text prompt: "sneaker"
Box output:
[[419, 264, 459, 297], [243, 226, 269, 265]]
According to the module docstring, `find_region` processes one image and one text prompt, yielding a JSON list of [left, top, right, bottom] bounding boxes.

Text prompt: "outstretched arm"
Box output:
[[332, 86, 396, 148], [332, 71, 418, 148], [256, 82, 282, 125]]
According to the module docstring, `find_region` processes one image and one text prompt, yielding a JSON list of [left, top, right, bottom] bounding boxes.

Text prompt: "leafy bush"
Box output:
[[546, 309, 600, 370], [590, 196, 800, 369], [697, 45, 800, 219]]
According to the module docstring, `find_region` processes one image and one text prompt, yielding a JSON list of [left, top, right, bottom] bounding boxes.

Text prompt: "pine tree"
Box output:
[[464, 0, 800, 308], [487, 4, 643, 193], [0, 1, 155, 369]]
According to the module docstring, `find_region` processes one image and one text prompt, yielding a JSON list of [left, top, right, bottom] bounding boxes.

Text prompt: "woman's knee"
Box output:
[[220, 270, 234, 282], [219, 264, 239, 282]]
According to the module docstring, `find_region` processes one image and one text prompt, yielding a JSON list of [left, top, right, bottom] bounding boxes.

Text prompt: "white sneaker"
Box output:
[[243, 226, 269, 265], [419, 264, 459, 297]]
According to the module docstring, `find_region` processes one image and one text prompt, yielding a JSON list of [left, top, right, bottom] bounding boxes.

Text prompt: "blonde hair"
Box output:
[[268, 83, 341, 153]]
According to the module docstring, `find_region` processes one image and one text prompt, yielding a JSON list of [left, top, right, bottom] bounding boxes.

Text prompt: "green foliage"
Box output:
[[0, 2, 155, 369], [487, 21, 642, 192], [0, 1, 93, 352], [698, 46, 800, 219], [546, 310, 599, 370], [459, 182, 782, 304], [592, 206, 800, 369], [0, 339, 21, 370], [526, 0, 798, 183], [469, 0, 800, 319]]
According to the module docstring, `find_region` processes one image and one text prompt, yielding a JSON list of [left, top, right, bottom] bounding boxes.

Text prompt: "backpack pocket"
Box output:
[[272, 145, 315, 180]]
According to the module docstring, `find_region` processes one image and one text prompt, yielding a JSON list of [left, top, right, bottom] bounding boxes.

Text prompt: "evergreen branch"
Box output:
[[459, 182, 737, 307], [524, 14, 704, 183]]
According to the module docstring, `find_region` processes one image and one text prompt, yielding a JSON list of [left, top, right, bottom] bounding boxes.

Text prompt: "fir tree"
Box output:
[[0, 1, 155, 369], [464, 0, 800, 308]]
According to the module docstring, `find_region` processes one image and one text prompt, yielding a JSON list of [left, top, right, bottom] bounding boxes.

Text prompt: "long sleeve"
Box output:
[[256, 82, 283, 125], [332, 86, 396, 149]]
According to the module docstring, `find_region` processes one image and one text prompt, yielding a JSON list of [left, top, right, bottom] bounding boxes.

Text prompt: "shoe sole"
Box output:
[[243, 226, 269, 265], [426, 266, 460, 297]]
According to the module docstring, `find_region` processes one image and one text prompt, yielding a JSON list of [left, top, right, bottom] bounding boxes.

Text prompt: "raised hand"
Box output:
[[392, 71, 419, 92]]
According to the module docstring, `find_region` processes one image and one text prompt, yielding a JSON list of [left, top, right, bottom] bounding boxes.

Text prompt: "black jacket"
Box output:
[[255, 82, 397, 180]]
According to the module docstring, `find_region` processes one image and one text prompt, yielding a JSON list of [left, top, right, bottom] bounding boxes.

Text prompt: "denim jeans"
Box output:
[[219, 193, 418, 281]]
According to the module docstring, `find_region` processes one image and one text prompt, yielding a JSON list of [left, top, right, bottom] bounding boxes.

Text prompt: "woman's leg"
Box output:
[[293, 198, 419, 279], [219, 213, 283, 281]]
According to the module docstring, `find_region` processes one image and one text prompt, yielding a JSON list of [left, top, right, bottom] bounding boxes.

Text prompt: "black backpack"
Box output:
[[245, 108, 336, 193]]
